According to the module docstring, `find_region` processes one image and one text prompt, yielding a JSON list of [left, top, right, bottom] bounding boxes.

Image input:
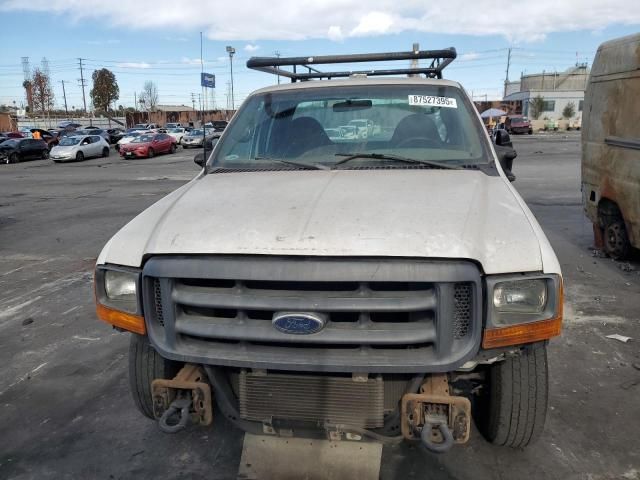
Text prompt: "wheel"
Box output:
[[102, 147, 110, 158], [8, 153, 19, 164], [170, 143, 176, 154], [41, 149, 49, 159], [76, 151, 84, 162], [148, 148, 155, 158], [604, 219, 631, 260], [477, 342, 548, 448], [183, 145, 189, 149], [528, 129, 533, 135], [128, 334, 182, 419]]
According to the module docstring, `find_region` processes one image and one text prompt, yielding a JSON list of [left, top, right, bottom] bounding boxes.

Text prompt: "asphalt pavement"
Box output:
[[0, 134, 639, 479]]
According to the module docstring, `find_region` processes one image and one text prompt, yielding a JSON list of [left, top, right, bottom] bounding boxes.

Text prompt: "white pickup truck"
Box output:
[[94, 49, 563, 453]]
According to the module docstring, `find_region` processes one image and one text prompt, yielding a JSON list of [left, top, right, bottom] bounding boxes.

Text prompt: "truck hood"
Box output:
[[98, 169, 544, 274]]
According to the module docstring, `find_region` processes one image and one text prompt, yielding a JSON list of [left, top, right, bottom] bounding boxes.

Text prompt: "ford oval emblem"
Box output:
[[272, 312, 326, 335]]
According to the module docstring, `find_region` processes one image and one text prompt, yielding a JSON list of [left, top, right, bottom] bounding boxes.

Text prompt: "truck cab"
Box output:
[[95, 49, 563, 453]]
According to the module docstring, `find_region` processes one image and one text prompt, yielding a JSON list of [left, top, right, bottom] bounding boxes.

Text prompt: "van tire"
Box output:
[[478, 342, 548, 448], [604, 219, 631, 260], [128, 334, 182, 419]]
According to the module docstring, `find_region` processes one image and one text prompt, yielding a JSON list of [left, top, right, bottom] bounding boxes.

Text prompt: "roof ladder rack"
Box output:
[[246, 48, 457, 82]]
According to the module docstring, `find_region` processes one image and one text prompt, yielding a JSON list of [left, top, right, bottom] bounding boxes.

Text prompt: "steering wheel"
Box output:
[[395, 136, 438, 148]]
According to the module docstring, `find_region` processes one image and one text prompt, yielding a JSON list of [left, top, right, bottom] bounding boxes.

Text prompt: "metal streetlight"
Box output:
[[226, 46, 235, 110]]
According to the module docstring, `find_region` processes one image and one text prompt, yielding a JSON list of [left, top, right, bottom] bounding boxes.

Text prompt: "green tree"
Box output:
[[529, 95, 545, 120], [562, 101, 576, 119], [90, 68, 119, 113]]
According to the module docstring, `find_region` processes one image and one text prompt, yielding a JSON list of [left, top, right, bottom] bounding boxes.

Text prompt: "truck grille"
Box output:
[[143, 256, 482, 373]]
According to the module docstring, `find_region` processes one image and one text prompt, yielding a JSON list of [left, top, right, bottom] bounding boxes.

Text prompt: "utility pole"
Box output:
[[409, 42, 420, 77], [78, 58, 87, 114], [274, 51, 281, 84], [60, 80, 69, 117], [503, 47, 512, 98], [226, 46, 235, 110], [191, 92, 196, 111]]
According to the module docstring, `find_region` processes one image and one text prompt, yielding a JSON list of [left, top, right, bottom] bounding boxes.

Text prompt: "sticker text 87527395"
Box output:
[[408, 95, 458, 108]]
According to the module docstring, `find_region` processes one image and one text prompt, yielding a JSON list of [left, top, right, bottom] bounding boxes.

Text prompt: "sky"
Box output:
[[0, 0, 639, 112]]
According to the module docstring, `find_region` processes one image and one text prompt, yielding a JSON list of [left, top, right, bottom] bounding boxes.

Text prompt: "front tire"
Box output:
[[170, 143, 176, 154], [41, 150, 49, 159], [148, 148, 155, 158], [477, 342, 548, 448], [8, 153, 19, 164], [76, 151, 84, 162], [102, 147, 110, 157], [128, 334, 182, 419]]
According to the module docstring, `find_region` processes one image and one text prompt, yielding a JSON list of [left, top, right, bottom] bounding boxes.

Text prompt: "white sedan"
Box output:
[[116, 131, 143, 152], [166, 127, 187, 144], [50, 134, 110, 162]]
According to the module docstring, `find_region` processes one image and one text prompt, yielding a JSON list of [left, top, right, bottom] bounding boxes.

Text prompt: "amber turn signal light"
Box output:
[[482, 316, 562, 349], [96, 303, 146, 335]]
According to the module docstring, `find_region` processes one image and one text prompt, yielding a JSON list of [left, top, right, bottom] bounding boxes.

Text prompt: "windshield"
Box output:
[[59, 136, 81, 146], [132, 135, 154, 143], [168, 128, 183, 133], [124, 132, 141, 138], [510, 117, 526, 123], [189, 129, 204, 136], [209, 84, 490, 170], [1, 139, 18, 147], [134, 124, 148, 129]]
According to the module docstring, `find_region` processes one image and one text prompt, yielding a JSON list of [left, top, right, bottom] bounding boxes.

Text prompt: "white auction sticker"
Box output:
[[408, 95, 457, 108]]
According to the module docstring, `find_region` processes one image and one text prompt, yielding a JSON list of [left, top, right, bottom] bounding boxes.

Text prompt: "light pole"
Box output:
[[226, 46, 235, 111]]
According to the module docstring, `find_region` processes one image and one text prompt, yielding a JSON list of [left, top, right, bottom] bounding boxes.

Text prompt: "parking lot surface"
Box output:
[[1, 135, 639, 479]]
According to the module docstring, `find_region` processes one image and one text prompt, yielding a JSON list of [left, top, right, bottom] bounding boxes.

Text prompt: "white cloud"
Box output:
[[327, 25, 343, 42], [2, 0, 639, 43], [459, 52, 480, 61], [181, 57, 202, 65], [116, 62, 151, 69], [244, 44, 260, 52]]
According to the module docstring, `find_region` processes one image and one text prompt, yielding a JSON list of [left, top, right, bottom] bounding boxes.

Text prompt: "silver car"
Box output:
[[50, 135, 111, 162]]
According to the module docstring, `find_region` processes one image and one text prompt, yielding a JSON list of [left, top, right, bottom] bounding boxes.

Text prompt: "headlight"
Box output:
[[486, 275, 561, 328], [95, 266, 144, 333], [493, 279, 547, 313], [105, 270, 137, 300], [95, 267, 140, 314]]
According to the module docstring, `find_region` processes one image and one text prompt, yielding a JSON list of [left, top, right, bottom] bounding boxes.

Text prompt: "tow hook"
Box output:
[[152, 364, 213, 434], [401, 374, 471, 453]]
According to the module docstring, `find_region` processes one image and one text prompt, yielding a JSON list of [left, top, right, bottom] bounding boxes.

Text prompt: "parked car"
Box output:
[[2, 131, 24, 139], [95, 49, 564, 453], [119, 133, 176, 159], [505, 116, 533, 135], [30, 128, 59, 150], [50, 135, 111, 163], [181, 128, 208, 148], [0, 138, 49, 163], [582, 33, 640, 260], [166, 127, 188, 144], [165, 122, 184, 129], [116, 131, 143, 152], [107, 128, 126, 144], [76, 128, 110, 142], [132, 123, 159, 131]]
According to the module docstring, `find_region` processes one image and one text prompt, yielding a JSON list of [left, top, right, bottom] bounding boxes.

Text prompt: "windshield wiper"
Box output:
[[254, 156, 329, 170], [333, 152, 460, 170]]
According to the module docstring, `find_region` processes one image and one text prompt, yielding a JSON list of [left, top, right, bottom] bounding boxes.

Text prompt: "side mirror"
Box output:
[[194, 153, 205, 167], [493, 129, 513, 148], [494, 145, 517, 182]]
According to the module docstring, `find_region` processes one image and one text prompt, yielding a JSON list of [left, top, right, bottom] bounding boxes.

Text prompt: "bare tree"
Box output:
[[31, 68, 54, 115], [140, 81, 159, 111]]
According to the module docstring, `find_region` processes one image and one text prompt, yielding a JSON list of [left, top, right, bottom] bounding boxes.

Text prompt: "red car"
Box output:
[[119, 133, 176, 159], [505, 116, 533, 135]]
